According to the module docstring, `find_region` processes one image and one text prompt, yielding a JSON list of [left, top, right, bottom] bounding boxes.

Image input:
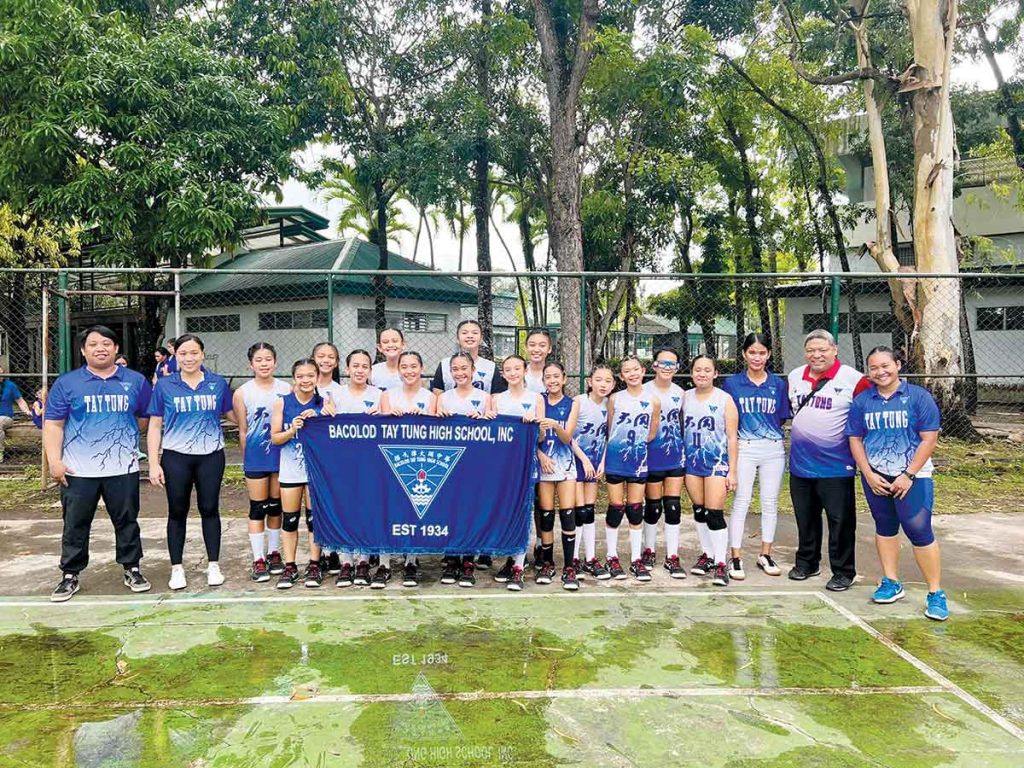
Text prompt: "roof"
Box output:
[[181, 239, 479, 309]]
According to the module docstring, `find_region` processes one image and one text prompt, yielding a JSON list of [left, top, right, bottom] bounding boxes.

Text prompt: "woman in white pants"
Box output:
[[721, 333, 791, 579]]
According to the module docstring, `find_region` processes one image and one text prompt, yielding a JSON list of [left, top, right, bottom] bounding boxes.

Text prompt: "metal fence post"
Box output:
[[57, 270, 70, 373], [578, 275, 587, 392], [173, 270, 182, 339], [327, 273, 335, 345], [829, 275, 841, 342], [41, 282, 49, 490]]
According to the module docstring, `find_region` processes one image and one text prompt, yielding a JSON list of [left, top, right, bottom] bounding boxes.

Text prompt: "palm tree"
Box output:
[[321, 166, 411, 247]]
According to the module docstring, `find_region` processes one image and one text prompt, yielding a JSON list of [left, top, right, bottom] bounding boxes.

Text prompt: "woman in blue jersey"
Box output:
[[536, 362, 581, 590], [643, 349, 687, 579], [683, 354, 739, 587], [147, 334, 236, 590], [492, 354, 545, 591], [722, 333, 790, 580], [232, 343, 292, 583], [573, 364, 614, 580], [524, 328, 553, 395], [270, 359, 328, 589], [371, 327, 406, 391], [604, 355, 661, 582], [846, 346, 947, 620]]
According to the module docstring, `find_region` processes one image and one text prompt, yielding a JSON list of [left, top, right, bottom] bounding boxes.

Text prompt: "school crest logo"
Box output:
[[121, 383, 132, 392], [363, 400, 375, 408], [380, 446, 466, 520]]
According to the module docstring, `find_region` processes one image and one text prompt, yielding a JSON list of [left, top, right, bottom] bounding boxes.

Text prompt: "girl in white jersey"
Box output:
[[311, 341, 344, 576], [573, 365, 614, 580], [491, 355, 545, 591], [683, 355, 739, 587], [232, 342, 292, 583], [371, 327, 405, 391], [524, 328, 553, 394]]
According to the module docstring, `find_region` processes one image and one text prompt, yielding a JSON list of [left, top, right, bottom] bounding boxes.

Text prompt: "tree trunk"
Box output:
[[373, 178, 390, 336], [517, 199, 542, 327], [768, 247, 783, 370], [473, 0, 494, 351], [491, 210, 530, 332], [673, 205, 716, 360], [425, 213, 436, 269]]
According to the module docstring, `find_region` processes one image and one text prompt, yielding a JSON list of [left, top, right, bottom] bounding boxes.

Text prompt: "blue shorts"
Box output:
[[861, 474, 935, 547]]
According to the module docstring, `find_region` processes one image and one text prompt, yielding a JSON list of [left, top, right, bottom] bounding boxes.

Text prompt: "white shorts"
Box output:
[[540, 451, 575, 483]]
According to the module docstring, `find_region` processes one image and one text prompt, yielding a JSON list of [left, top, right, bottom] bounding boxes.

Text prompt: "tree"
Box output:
[[322, 165, 412, 245]]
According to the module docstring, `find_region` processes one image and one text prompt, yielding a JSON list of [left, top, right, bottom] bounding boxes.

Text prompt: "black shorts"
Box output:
[[646, 468, 685, 483], [605, 473, 647, 486], [244, 470, 274, 480], [279, 481, 306, 489]]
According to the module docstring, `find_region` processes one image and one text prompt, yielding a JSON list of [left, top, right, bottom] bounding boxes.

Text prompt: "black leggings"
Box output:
[[163, 449, 225, 565]]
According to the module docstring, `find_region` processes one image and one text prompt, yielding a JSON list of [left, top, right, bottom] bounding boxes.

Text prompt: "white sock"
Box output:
[[710, 528, 729, 565], [629, 528, 642, 562], [266, 528, 281, 554], [582, 522, 596, 561], [643, 522, 658, 552], [514, 552, 526, 568], [248, 533, 264, 561], [696, 521, 711, 556], [605, 526, 619, 558], [665, 523, 680, 558]]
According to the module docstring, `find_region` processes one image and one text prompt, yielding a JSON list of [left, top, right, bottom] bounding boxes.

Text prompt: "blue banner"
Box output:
[[300, 414, 539, 555]]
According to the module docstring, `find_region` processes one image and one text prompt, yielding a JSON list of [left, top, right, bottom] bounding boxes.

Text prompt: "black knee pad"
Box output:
[[705, 508, 727, 531], [539, 509, 555, 533], [663, 496, 682, 525], [265, 498, 282, 518], [305, 506, 315, 532], [248, 499, 268, 522], [606, 504, 625, 528], [282, 511, 300, 533], [559, 508, 576, 532], [693, 504, 707, 523], [580, 504, 596, 525], [625, 502, 644, 526], [573, 506, 585, 527], [644, 499, 663, 525]]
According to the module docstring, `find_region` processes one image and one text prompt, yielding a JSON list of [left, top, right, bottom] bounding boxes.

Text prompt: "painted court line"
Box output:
[[817, 593, 1024, 744]]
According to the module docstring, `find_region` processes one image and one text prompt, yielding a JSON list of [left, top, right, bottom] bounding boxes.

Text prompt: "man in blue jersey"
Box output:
[[43, 326, 154, 602]]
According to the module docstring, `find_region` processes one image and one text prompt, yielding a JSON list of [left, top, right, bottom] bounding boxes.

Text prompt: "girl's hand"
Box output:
[[299, 409, 317, 420], [538, 453, 555, 474], [292, 415, 305, 432], [596, 461, 605, 480], [865, 470, 891, 497], [437, 408, 451, 418], [538, 418, 557, 431], [580, 456, 596, 480], [321, 400, 336, 417], [521, 413, 537, 423], [726, 471, 737, 492], [390, 407, 407, 417], [148, 465, 165, 488], [889, 472, 913, 500], [366, 406, 380, 415]]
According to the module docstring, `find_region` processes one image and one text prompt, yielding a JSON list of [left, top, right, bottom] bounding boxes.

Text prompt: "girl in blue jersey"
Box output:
[[371, 327, 406, 391], [683, 355, 739, 587], [270, 359, 328, 589], [147, 334, 236, 590], [643, 349, 687, 579], [492, 354, 545, 591], [536, 362, 582, 590], [722, 333, 791, 580], [846, 346, 946, 621], [524, 328, 553, 394], [604, 355, 661, 581], [572, 365, 614, 580], [232, 343, 292, 583]]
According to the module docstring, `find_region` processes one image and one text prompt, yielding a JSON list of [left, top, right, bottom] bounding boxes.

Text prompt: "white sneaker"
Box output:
[[207, 562, 225, 587], [756, 553, 781, 576], [729, 557, 746, 580], [168, 565, 187, 590]]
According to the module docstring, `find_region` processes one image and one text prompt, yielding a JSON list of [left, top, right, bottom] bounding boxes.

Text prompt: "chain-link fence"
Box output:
[[2, 267, 1022, 476]]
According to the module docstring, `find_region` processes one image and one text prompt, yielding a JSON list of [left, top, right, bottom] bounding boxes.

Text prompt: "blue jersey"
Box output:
[[845, 381, 941, 478], [683, 388, 731, 477], [0, 379, 23, 417], [722, 371, 790, 441], [279, 392, 324, 484], [161, 356, 178, 377], [541, 394, 574, 466], [148, 371, 232, 454], [44, 365, 152, 477], [606, 390, 654, 478], [239, 378, 291, 473], [644, 381, 685, 472], [573, 395, 608, 466]]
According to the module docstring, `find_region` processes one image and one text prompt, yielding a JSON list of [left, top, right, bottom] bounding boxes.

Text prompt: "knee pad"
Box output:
[[265, 498, 282, 518], [693, 504, 707, 523], [573, 506, 585, 527], [305, 506, 314, 532], [248, 499, 268, 522], [282, 511, 300, 533], [559, 508, 576, 532], [663, 496, 682, 525], [705, 508, 727, 531], [539, 509, 555, 533], [644, 499, 663, 525], [625, 502, 644, 526], [606, 504, 625, 528], [579, 504, 596, 525]]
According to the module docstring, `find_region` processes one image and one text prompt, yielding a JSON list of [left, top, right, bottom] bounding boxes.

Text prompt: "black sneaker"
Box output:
[[335, 563, 354, 588], [353, 561, 371, 586], [276, 563, 299, 590], [458, 561, 476, 588], [319, 555, 330, 574], [826, 573, 854, 592], [606, 556, 626, 580], [787, 566, 821, 581], [476, 554, 493, 570], [50, 573, 79, 602], [371, 565, 391, 589], [402, 561, 419, 587], [494, 557, 514, 583], [712, 562, 730, 587], [536, 562, 556, 585], [561, 566, 580, 591], [368, 555, 381, 568], [663, 555, 686, 579], [267, 551, 285, 575], [507, 566, 525, 591], [586, 558, 611, 580], [641, 547, 656, 569], [440, 561, 459, 585], [630, 559, 652, 582], [571, 558, 587, 580], [304, 561, 323, 588], [326, 551, 342, 575], [691, 553, 712, 576], [251, 558, 270, 583], [532, 544, 543, 570], [123, 567, 151, 593]]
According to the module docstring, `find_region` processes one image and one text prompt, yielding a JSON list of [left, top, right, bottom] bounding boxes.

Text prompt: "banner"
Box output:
[[300, 414, 539, 555]]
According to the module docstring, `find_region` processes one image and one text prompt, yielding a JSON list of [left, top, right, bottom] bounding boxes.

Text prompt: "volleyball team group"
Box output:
[[44, 319, 949, 620]]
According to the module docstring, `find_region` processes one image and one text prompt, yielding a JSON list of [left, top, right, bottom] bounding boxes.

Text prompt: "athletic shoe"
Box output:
[[712, 562, 730, 587], [756, 554, 781, 576], [494, 558, 514, 583], [276, 563, 299, 590], [369, 555, 381, 568], [606, 556, 626, 581], [326, 551, 342, 575], [787, 566, 821, 581], [402, 561, 419, 588], [872, 577, 905, 604], [371, 566, 391, 589], [532, 544, 543, 570], [168, 565, 187, 591], [925, 590, 949, 621], [50, 573, 79, 603], [571, 558, 587, 580], [641, 547, 656, 569], [561, 566, 580, 591], [691, 553, 712, 576], [207, 562, 225, 587], [826, 573, 854, 592], [335, 563, 354, 588], [353, 561, 371, 586], [729, 558, 746, 581], [536, 562, 556, 585], [507, 566, 525, 591], [630, 559, 652, 582], [476, 554, 493, 570], [303, 561, 323, 588], [663, 555, 686, 579], [123, 567, 151, 593], [458, 561, 476, 588], [440, 561, 459, 585], [251, 558, 270, 583], [267, 551, 285, 575]]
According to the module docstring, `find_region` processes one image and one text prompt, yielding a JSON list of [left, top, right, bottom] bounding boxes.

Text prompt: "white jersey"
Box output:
[[437, 355, 498, 392], [334, 384, 382, 414], [788, 363, 865, 478], [439, 388, 488, 416], [238, 378, 292, 474], [317, 380, 345, 410], [524, 368, 546, 395], [370, 362, 403, 391], [389, 387, 434, 413], [494, 389, 540, 419]]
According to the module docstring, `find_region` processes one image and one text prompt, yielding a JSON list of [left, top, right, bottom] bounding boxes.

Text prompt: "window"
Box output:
[[803, 311, 900, 335], [356, 309, 447, 334], [977, 306, 1024, 331], [896, 243, 915, 267], [186, 314, 240, 333], [258, 309, 328, 331]]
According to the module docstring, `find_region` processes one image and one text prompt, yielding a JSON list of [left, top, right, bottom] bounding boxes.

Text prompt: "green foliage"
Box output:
[[0, 205, 78, 267]]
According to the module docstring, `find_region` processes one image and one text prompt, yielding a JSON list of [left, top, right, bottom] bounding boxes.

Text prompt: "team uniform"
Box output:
[[432, 356, 507, 394], [605, 390, 654, 483], [683, 388, 731, 477], [0, 378, 25, 460], [317, 380, 345, 410], [524, 369, 546, 395], [539, 395, 574, 482], [333, 384, 382, 414], [239, 379, 291, 479], [573, 395, 608, 482], [494, 389, 540, 419], [279, 393, 325, 487], [370, 362, 403, 391], [438, 388, 488, 416], [389, 387, 434, 413], [644, 381, 685, 481]]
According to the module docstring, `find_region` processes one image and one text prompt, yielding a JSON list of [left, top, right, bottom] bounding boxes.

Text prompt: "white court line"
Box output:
[[0, 685, 948, 712], [817, 593, 1024, 744]]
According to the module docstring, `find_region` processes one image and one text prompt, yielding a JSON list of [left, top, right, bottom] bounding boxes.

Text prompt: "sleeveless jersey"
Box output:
[[317, 380, 344, 410], [279, 392, 323, 484], [644, 380, 685, 472], [370, 362, 403, 391], [573, 395, 608, 467], [605, 389, 654, 478], [541, 394, 574, 470], [389, 387, 433, 413], [683, 388, 731, 476], [788, 363, 866, 478], [494, 389, 540, 419], [239, 378, 291, 473], [334, 384, 382, 414], [439, 388, 488, 416], [524, 368, 546, 395], [722, 371, 790, 441], [437, 355, 498, 392]]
